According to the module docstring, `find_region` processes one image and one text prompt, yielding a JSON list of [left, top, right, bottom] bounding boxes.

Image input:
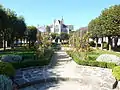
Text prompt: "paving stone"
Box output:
[[24, 73, 32, 78], [20, 86, 36, 90], [14, 75, 23, 79], [15, 78, 28, 85], [17, 49, 119, 90]]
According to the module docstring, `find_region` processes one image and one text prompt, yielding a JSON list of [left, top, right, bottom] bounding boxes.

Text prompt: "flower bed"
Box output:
[[67, 50, 117, 69]]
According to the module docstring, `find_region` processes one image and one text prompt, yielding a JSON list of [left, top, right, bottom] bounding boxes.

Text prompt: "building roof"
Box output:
[[62, 24, 67, 28], [79, 26, 88, 31]]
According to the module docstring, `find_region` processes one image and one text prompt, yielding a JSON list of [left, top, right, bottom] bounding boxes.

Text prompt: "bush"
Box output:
[[67, 51, 117, 68], [80, 60, 89, 66], [0, 62, 15, 77], [1, 55, 22, 63], [103, 42, 107, 49], [98, 62, 107, 68], [88, 61, 99, 66], [11, 48, 54, 69], [107, 62, 117, 69], [11, 60, 50, 69], [89, 41, 95, 47], [0, 75, 13, 90], [112, 66, 120, 80]]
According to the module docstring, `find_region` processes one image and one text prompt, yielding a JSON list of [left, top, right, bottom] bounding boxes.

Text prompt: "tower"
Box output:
[[61, 16, 64, 24], [53, 19, 56, 33]]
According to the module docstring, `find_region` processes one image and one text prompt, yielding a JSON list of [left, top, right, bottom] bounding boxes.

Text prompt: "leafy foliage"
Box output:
[[46, 25, 51, 33], [0, 62, 15, 77], [88, 5, 120, 50], [0, 4, 26, 50], [60, 32, 69, 41], [67, 50, 117, 69], [112, 66, 120, 80], [0, 75, 13, 90], [51, 33, 58, 40]]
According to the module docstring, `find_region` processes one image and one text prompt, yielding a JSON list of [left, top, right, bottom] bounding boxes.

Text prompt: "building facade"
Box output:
[[50, 18, 74, 34]]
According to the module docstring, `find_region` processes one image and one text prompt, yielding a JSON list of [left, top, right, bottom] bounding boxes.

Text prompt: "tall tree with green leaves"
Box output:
[[46, 25, 51, 33], [60, 32, 69, 42], [26, 26, 37, 48], [0, 6, 9, 50], [100, 5, 120, 50]]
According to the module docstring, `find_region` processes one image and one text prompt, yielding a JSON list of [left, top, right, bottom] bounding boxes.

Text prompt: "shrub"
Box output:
[[1, 55, 22, 63], [11, 48, 53, 69], [89, 41, 95, 47], [107, 62, 117, 69], [112, 66, 120, 81], [0, 75, 13, 90], [97, 62, 107, 68], [11, 59, 50, 69], [88, 61, 99, 66], [77, 60, 88, 66], [88, 56, 96, 60], [103, 42, 107, 49], [78, 60, 84, 65], [0, 62, 15, 77]]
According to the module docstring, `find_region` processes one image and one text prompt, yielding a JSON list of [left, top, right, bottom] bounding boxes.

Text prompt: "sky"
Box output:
[[0, 0, 120, 30]]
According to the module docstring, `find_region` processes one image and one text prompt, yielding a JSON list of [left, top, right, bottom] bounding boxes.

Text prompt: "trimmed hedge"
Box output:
[[98, 62, 107, 68], [107, 62, 117, 69], [11, 59, 50, 69], [67, 51, 117, 69], [112, 66, 120, 81], [11, 49, 54, 69], [0, 62, 15, 77]]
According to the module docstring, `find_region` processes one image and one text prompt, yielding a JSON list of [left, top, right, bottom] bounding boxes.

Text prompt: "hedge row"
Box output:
[[11, 59, 50, 69], [67, 51, 117, 69], [11, 50, 54, 69]]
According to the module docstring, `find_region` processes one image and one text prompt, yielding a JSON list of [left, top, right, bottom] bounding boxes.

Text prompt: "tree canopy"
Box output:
[[0, 4, 27, 50], [88, 4, 120, 50]]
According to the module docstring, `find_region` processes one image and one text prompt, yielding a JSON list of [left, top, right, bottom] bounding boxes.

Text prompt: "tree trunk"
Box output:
[[29, 38, 30, 48], [3, 31, 6, 51], [95, 37, 98, 49], [20, 38, 22, 46], [112, 79, 118, 89], [101, 37, 103, 50], [73, 34, 75, 47], [15, 37, 18, 47], [114, 36, 118, 48], [11, 34, 14, 49], [107, 36, 112, 51]]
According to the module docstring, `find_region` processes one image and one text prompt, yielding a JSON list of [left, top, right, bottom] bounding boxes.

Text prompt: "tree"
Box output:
[[51, 33, 58, 40], [88, 5, 120, 50], [6, 8, 18, 48], [26, 26, 37, 48], [0, 4, 27, 50], [88, 17, 104, 49], [46, 25, 51, 33], [60, 32, 69, 42], [100, 5, 120, 50], [0, 6, 9, 50]]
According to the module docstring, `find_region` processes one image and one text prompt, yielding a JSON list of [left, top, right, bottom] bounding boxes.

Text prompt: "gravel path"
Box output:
[[18, 49, 119, 90]]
